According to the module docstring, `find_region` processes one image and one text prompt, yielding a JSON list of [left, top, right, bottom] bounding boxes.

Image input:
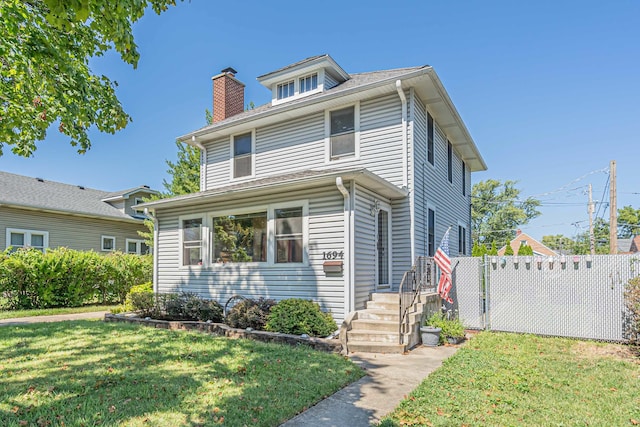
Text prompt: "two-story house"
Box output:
[[140, 55, 486, 325]]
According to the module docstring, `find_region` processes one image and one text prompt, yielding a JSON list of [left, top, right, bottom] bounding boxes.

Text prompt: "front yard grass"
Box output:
[[380, 331, 640, 426], [0, 321, 364, 426], [0, 305, 117, 320]]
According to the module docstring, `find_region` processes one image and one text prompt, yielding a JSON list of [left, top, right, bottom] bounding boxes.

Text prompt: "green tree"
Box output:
[[0, 0, 181, 157], [504, 243, 514, 255], [541, 234, 575, 253], [573, 218, 610, 254], [472, 242, 487, 257], [518, 243, 534, 256], [488, 241, 498, 256], [618, 205, 640, 238], [471, 179, 541, 247], [162, 141, 200, 196]]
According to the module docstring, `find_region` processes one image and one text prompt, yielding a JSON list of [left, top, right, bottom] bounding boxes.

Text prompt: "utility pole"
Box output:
[[610, 160, 617, 254], [588, 183, 595, 255]]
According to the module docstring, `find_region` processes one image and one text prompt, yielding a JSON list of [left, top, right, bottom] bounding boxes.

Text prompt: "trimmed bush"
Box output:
[[226, 297, 277, 330], [625, 275, 640, 345], [0, 247, 151, 310], [265, 298, 337, 337]]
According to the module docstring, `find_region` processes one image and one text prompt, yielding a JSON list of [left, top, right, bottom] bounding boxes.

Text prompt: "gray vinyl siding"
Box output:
[[391, 197, 412, 288], [353, 185, 378, 309], [0, 207, 146, 252], [201, 93, 405, 190], [325, 73, 339, 90], [155, 184, 347, 321], [411, 96, 471, 258]]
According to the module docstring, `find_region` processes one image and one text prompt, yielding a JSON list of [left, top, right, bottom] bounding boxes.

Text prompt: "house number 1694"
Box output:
[[323, 251, 344, 260]]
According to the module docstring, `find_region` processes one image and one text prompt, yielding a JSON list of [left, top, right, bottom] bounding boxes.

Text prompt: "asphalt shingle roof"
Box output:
[[0, 171, 152, 221]]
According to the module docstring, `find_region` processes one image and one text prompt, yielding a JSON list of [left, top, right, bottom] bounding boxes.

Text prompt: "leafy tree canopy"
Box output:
[[471, 179, 541, 247], [618, 205, 640, 238], [0, 0, 180, 157], [541, 234, 575, 253]]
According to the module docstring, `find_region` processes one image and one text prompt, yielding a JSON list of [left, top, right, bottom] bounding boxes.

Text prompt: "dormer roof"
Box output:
[[257, 54, 350, 88]]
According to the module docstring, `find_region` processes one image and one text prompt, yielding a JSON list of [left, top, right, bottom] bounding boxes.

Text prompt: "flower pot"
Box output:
[[420, 326, 441, 347]]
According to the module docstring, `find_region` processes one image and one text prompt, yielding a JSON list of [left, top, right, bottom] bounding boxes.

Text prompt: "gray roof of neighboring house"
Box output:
[[0, 171, 155, 222], [618, 239, 633, 253], [181, 66, 426, 138]]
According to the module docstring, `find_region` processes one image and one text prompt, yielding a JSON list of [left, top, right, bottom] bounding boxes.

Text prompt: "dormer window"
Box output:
[[277, 80, 294, 100], [299, 73, 318, 94]]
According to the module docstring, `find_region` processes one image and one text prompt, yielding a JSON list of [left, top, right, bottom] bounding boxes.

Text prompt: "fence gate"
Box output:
[[451, 254, 638, 342]]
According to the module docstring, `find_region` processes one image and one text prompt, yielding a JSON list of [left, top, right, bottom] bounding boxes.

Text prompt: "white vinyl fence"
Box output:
[[449, 254, 639, 342]]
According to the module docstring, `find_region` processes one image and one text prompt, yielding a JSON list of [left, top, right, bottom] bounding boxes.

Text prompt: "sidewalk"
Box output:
[[281, 344, 459, 427], [0, 311, 109, 326]]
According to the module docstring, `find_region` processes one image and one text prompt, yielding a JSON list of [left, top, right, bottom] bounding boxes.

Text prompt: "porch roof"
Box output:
[[136, 168, 408, 211]]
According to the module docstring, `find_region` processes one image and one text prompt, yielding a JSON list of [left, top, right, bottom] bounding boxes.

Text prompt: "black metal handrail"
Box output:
[[398, 256, 435, 345]]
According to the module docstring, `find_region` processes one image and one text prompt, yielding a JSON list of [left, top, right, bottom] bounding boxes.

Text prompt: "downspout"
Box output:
[[396, 80, 415, 264], [192, 136, 207, 191], [336, 177, 352, 317], [144, 208, 159, 294]]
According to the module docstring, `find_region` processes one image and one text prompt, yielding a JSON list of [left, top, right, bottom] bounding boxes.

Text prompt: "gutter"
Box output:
[[191, 136, 207, 191], [395, 80, 408, 189], [336, 177, 353, 317], [144, 208, 160, 295]]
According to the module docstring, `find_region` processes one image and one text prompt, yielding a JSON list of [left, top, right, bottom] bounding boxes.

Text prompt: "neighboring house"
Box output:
[[619, 235, 640, 254], [498, 229, 558, 257], [139, 55, 486, 322], [0, 171, 158, 254]]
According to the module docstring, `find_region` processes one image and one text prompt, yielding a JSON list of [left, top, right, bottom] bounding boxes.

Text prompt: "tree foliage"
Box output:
[[162, 141, 200, 196], [471, 179, 541, 246], [541, 234, 575, 252], [0, 0, 180, 156], [504, 243, 514, 255], [618, 205, 640, 238]]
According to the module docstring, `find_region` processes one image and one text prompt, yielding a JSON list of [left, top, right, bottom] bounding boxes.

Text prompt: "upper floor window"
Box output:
[[233, 132, 253, 179], [213, 212, 267, 263], [447, 140, 453, 183], [462, 160, 466, 196], [299, 73, 318, 94], [277, 80, 294, 100], [329, 106, 355, 160], [7, 228, 49, 252], [427, 112, 434, 165]]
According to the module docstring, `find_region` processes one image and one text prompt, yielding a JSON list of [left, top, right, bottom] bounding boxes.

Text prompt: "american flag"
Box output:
[[434, 227, 453, 304]]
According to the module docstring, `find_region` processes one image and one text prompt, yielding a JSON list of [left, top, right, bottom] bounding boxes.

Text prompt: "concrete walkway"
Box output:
[[281, 345, 459, 427], [0, 311, 109, 326]]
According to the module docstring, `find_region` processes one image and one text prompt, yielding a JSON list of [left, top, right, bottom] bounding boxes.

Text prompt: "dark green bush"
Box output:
[[625, 275, 640, 345], [226, 297, 277, 330], [265, 298, 337, 337], [0, 247, 152, 310], [156, 292, 223, 322]]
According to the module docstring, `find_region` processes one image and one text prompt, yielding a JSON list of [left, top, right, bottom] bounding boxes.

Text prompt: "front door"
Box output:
[[376, 208, 390, 289]]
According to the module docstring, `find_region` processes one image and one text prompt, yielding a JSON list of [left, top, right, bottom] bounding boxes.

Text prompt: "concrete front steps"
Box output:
[[340, 292, 431, 354]]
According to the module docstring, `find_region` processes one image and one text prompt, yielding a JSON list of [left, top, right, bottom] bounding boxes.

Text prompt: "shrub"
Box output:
[[226, 297, 277, 330], [504, 243, 514, 255], [126, 282, 156, 317], [425, 310, 465, 344], [625, 275, 640, 345], [265, 298, 337, 337], [156, 292, 223, 322]]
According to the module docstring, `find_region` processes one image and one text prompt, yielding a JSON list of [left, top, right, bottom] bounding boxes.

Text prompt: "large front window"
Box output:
[[275, 207, 303, 263], [213, 212, 267, 263], [182, 218, 203, 266], [330, 106, 355, 159]]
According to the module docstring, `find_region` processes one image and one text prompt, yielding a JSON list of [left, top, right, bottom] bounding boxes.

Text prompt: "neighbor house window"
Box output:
[[275, 207, 303, 263], [428, 208, 435, 256], [233, 132, 253, 178], [447, 141, 453, 183], [101, 235, 115, 252], [182, 218, 203, 266], [126, 239, 149, 255], [458, 225, 467, 255], [299, 73, 318, 94], [329, 106, 355, 160], [213, 212, 267, 263], [277, 80, 294, 100], [6, 228, 49, 252], [462, 161, 467, 196], [427, 112, 434, 165]]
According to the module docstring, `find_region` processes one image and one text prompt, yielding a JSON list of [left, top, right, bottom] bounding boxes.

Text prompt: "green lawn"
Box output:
[[0, 321, 363, 426], [0, 305, 117, 320], [381, 332, 640, 426]]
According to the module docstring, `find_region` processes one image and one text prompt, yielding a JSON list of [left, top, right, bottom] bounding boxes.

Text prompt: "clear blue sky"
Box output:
[[1, 0, 638, 241]]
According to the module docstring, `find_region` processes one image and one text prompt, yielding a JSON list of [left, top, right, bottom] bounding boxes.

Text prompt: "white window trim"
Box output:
[[457, 220, 469, 256], [324, 101, 360, 164], [272, 69, 325, 105], [6, 228, 49, 251], [209, 200, 309, 267], [229, 129, 256, 181], [101, 235, 116, 252], [126, 238, 147, 255], [178, 214, 208, 269]]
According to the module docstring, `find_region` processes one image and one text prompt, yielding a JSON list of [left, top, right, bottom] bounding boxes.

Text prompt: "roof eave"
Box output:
[[0, 202, 143, 224]]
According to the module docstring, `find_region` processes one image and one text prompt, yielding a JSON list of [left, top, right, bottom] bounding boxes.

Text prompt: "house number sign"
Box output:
[[322, 251, 344, 260]]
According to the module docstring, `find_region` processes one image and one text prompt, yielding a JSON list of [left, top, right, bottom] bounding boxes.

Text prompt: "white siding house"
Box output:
[[141, 55, 486, 323]]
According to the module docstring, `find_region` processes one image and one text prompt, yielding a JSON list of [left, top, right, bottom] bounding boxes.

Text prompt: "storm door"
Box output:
[[376, 208, 390, 289]]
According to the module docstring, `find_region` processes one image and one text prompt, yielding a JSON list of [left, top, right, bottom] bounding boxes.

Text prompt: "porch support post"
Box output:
[[336, 177, 353, 317]]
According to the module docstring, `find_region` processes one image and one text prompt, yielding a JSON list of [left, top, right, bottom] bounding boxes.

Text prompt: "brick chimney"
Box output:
[[212, 67, 245, 123], [516, 229, 522, 236]]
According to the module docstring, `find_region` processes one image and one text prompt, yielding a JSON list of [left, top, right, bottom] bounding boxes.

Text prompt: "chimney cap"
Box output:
[[516, 229, 522, 235], [221, 67, 237, 75]]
